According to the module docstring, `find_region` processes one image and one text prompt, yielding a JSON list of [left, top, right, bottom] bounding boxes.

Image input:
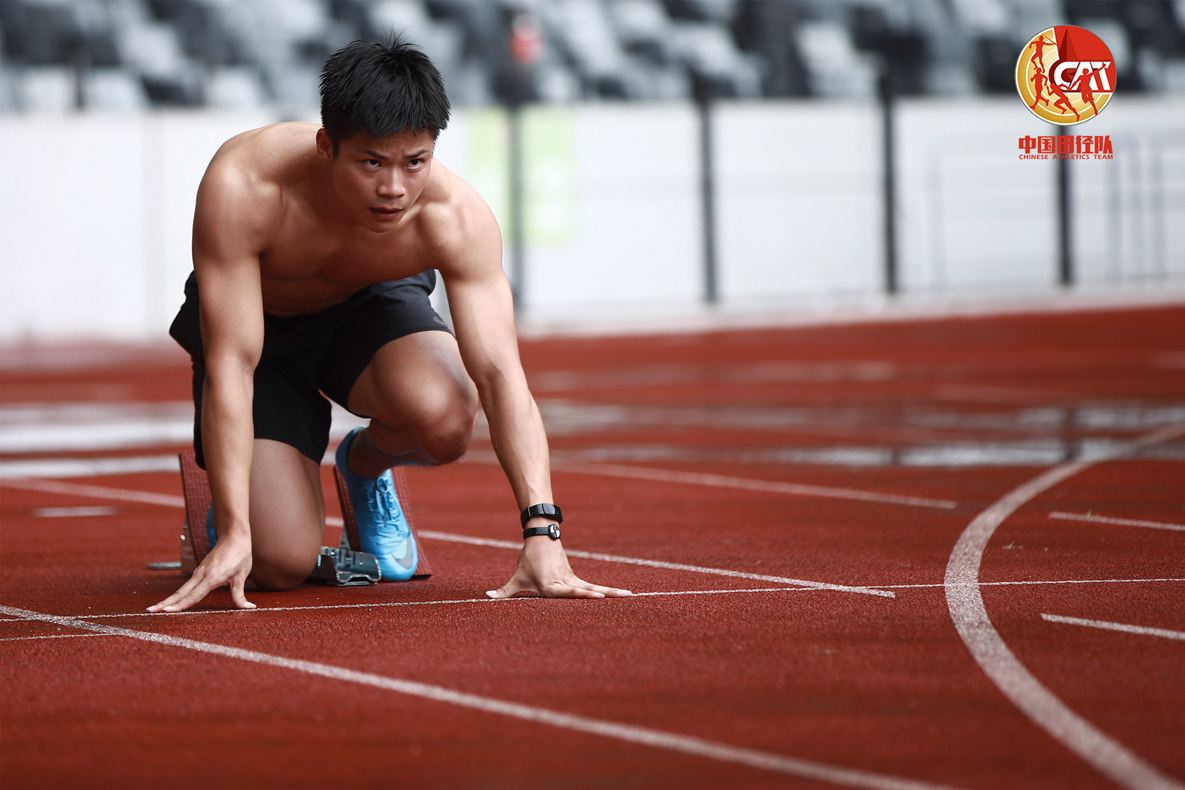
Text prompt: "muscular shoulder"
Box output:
[[417, 163, 502, 275], [195, 124, 308, 253]]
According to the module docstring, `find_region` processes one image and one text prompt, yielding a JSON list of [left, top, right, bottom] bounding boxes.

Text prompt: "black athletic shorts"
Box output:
[[168, 270, 451, 469]]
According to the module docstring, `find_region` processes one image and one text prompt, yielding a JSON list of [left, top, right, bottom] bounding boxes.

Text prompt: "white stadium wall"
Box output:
[[0, 97, 1181, 342]]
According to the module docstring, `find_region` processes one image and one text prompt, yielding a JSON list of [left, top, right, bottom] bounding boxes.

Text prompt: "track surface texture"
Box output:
[[1, 305, 1183, 789]]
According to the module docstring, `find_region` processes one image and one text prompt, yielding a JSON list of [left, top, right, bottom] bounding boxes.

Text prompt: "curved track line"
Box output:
[[1, 604, 952, 790], [944, 424, 1185, 790]]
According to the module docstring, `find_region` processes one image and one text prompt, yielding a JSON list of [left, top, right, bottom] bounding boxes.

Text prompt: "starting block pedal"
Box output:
[[176, 449, 432, 584], [308, 546, 382, 586]]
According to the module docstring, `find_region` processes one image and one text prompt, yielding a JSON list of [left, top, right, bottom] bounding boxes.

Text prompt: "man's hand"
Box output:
[[486, 538, 632, 599], [147, 533, 256, 613]]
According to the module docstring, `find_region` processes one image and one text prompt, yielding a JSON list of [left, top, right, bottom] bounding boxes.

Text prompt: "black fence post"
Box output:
[[877, 61, 898, 296], [505, 8, 540, 316], [693, 75, 719, 306], [1056, 125, 1073, 287]]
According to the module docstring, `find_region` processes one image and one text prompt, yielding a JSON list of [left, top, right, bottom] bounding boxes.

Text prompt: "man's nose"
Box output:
[[377, 172, 406, 198]]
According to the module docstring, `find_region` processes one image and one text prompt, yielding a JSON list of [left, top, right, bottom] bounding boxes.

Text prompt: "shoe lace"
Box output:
[[370, 474, 407, 536]]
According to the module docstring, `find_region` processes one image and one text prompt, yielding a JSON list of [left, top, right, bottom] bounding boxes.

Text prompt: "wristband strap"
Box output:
[[520, 503, 563, 527], [523, 524, 561, 540]]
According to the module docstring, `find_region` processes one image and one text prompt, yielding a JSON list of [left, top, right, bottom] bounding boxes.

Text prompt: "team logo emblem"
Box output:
[[1016, 26, 1115, 125]]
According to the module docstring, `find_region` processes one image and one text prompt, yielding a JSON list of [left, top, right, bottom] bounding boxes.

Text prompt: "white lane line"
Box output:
[[1148, 352, 1185, 370], [14, 578, 1180, 626], [1041, 614, 1185, 642], [930, 383, 1075, 404], [0, 604, 950, 790], [15, 587, 825, 622], [0, 478, 895, 600], [1049, 511, 1185, 533], [525, 400, 972, 446], [0, 632, 116, 643], [542, 460, 958, 510], [529, 361, 897, 391], [33, 506, 117, 518], [889, 577, 1185, 590], [0, 455, 181, 480], [1, 478, 185, 508], [0, 402, 355, 456], [417, 530, 893, 598], [945, 423, 1185, 790]]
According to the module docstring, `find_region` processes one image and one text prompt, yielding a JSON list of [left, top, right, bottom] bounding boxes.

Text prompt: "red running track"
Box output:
[[1, 304, 1184, 788]]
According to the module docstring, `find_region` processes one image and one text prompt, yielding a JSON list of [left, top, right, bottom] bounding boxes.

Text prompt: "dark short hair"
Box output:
[[319, 37, 450, 148]]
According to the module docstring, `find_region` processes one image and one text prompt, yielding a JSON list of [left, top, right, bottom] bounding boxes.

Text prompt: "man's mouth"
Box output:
[[370, 206, 402, 219]]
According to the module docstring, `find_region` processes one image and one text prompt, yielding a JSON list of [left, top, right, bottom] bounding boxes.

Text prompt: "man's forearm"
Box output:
[[478, 374, 554, 512], [201, 363, 255, 538]]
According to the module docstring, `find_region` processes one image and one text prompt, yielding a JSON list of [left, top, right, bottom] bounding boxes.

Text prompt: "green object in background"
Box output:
[[466, 109, 509, 226], [522, 107, 576, 246], [467, 107, 576, 247]]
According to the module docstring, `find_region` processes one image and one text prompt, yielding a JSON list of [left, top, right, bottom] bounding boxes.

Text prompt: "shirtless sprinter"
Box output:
[[149, 39, 631, 612]]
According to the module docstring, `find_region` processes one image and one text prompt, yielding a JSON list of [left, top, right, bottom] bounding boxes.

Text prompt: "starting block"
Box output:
[[177, 448, 432, 584], [178, 450, 213, 575], [309, 545, 382, 586]]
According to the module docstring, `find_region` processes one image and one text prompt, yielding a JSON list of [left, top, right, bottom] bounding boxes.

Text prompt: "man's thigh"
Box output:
[[248, 438, 324, 588], [345, 330, 476, 428]]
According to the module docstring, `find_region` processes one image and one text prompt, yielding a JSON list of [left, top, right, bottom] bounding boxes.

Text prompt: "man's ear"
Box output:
[[315, 128, 334, 159]]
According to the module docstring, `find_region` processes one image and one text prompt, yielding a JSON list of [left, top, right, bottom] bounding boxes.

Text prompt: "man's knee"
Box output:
[[249, 528, 320, 593], [251, 554, 316, 591], [370, 378, 477, 465], [415, 386, 478, 464], [420, 417, 474, 465]]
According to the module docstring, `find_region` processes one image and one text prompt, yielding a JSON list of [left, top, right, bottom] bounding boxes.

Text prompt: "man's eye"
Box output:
[[409, 158, 423, 167], [366, 159, 381, 167]]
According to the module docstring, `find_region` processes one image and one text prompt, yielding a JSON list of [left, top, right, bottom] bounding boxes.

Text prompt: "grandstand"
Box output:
[[2, 0, 1183, 114]]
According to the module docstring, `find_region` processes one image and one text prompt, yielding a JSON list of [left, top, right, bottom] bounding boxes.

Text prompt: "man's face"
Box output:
[[318, 128, 435, 231]]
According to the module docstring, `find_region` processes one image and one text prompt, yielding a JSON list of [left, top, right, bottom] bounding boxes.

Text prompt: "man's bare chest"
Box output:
[[258, 228, 431, 315]]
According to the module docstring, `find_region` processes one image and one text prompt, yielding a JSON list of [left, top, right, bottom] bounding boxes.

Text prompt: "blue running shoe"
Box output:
[[334, 427, 418, 581]]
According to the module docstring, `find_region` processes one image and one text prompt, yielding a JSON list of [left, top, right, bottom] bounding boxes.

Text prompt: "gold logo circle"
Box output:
[[1016, 26, 1116, 125]]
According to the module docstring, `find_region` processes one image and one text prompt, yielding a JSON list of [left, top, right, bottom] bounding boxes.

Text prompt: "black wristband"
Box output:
[[520, 503, 563, 527], [523, 524, 562, 540]]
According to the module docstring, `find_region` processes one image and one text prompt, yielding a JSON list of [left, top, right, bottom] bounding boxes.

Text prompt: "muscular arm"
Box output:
[[438, 194, 629, 599], [148, 156, 274, 612], [193, 166, 268, 541], [443, 206, 551, 510]]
